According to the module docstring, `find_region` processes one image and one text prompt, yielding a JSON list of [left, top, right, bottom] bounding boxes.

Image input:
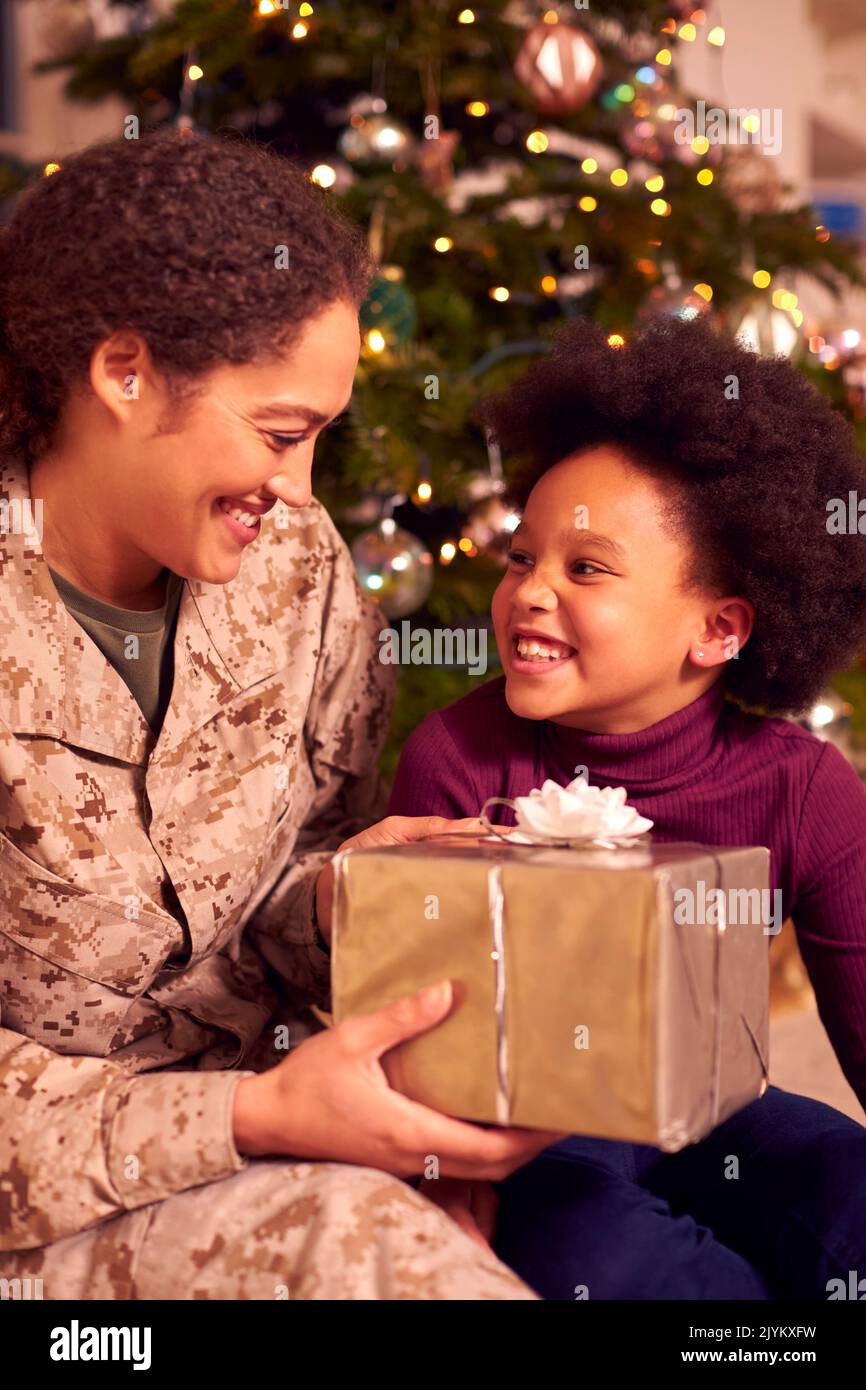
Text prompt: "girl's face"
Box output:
[[40, 298, 361, 597], [491, 447, 752, 733]]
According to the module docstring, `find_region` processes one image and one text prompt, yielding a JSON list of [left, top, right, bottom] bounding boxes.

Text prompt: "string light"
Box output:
[[791, 309, 804, 327], [842, 329, 861, 348], [693, 283, 713, 301], [490, 286, 510, 302], [457, 8, 475, 22], [365, 329, 386, 352], [635, 258, 656, 275], [650, 198, 671, 216], [608, 334, 625, 348], [753, 270, 771, 288], [466, 100, 489, 116], [416, 481, 433, 502], [440, 542, 457, 563], [742, 114, 760, 134], [581, 157, 598, 174], [635, 67, 656, 85], [696, 168, 714, 185], [610, 167, 629, 186], [299, 2, 314, 13], [578, 195, 597, 211], [707, 26, 725, 46], [691, 135, 710, 155], [816, 225, 831, 242], [526, 130, 549, 153], [809, 336, 825, 353], [188, 64, 203, 80], [292, 21, 309, 39], [43, 162, 61, 176], [257, 0, 276, 13], [614, 83, 635, 103], [310, 164, 336, 187], [540, 275, 557, 294], [645, 174, 664, 192], [433, 236, 453, 252], [542, 8, 558, 21], [655, 48, 672, 64], [458, 537, 474, 554], [678, 22, 697, 41]]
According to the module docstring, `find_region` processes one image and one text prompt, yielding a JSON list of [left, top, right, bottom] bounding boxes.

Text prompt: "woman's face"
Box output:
[[66, 298, 361, 589], [491, 447, 747, 733]]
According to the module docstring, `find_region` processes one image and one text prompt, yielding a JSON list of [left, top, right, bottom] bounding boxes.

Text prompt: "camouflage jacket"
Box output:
[[0, 455, 393, 1251]]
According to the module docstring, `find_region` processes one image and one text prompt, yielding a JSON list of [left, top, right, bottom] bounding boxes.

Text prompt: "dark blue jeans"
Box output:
[[492, 1086, 866, 1299]]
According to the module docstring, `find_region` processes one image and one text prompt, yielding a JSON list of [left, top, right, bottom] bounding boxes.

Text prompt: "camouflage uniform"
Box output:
[[0, 456, 536, 1300]]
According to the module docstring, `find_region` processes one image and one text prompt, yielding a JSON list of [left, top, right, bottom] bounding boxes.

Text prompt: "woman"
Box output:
[[389, 315, 866, 1299], [0, 132, 560, 1300]]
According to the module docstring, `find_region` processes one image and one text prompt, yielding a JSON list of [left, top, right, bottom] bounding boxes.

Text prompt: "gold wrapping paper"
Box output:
[[331, 837, 770, 1150]]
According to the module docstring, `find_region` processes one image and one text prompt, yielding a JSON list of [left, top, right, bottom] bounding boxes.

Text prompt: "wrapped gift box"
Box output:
[[331, 837, 770, 1150]]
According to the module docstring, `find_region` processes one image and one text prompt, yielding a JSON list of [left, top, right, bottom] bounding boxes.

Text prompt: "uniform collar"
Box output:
[[0, 454, 284, 766]]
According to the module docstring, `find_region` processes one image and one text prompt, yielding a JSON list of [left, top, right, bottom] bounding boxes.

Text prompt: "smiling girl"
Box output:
[[389, 315, 866, 1299]]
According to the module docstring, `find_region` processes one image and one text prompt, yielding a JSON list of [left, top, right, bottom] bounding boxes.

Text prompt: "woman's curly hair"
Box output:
[[0, 130, 373, 461], [479, 315, 866, 716]]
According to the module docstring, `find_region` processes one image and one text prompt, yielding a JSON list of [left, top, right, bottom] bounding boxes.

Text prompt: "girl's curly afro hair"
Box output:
[[479, 315, 866, 716], [0, 129, 373, 462]]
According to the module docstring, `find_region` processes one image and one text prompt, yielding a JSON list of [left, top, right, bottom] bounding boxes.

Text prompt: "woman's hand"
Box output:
[[418, 1176, 500, 1251], [232, 979, 565, 1179], [314, 814, 485, 948]]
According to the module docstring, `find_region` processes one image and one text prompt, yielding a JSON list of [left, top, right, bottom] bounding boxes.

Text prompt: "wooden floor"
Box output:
[[769, 925, 863, 1123]]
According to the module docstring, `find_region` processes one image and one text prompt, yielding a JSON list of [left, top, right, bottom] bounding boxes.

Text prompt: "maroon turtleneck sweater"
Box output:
[[388, 677, 866, 1116]]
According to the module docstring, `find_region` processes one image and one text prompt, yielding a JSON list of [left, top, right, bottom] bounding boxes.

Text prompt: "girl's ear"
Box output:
[[694, 596, 755, 666]]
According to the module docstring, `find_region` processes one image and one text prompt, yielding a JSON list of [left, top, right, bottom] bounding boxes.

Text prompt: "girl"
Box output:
[[389, 315, 866, 1299], [0, 132, 558, 1301]]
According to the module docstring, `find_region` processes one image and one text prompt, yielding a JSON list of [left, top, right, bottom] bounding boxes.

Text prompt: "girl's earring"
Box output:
[[696, 649, 704, 660]]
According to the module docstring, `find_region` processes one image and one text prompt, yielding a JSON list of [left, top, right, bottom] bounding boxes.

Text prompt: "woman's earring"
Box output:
[[696, 649, 704, 659]]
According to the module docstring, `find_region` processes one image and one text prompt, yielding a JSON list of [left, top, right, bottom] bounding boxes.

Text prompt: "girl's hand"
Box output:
[[419, 1176, 500, 1251], [314, 815, 486, 947]]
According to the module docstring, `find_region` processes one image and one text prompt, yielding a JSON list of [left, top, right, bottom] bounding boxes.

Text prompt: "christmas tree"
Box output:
[[9, 0, 866, 776]]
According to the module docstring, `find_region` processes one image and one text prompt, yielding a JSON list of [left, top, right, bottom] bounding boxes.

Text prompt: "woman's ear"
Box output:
[[693, 596, 755, 666], [88, 331, 156, 424]]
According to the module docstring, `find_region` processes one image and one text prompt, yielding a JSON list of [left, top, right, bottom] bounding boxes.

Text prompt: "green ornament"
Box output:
[[360, 269, 417, 348]]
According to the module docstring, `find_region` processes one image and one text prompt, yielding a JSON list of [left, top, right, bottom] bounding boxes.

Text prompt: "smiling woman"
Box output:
[[0, 133, 545, 1302]]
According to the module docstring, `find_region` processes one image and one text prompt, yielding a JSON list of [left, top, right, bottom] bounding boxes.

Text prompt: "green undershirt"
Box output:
[[49, 566, 184, 736]]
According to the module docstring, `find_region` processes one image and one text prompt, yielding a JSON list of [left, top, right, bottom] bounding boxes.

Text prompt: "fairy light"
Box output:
[[693, 283, 713, 301], [753, 270, 771, 288], [578, 195, 597, 212], [608, 334, 626, 348], [809, 336, 825, 353], [635, 67, 656, 85], [660, 18, 677, 35], [742, 114, 760, 135], [842, 329, 861, 349], [433, 236, 453, 252], [707, 26, 725, 46], [43, 162, 61, 176], [657, 103, 677, 121], [696, 168, 714, 185], [311, 164, 336, 187], [292, 21, 309, 39], [188, 64, 204, 80], [581, 157, 598, 174], [614, 84, 635, 103], [299, 2, 314, 13], [610, 167, 629, 186], [636, 258, 656, 275], [416, 481, 433, 502], [458, 537, 474, 553], [678, 22, 697, 41], [503, 511, 521, 532], [542, 9, 558, 21], [791, 309, 804, 327], [691, 135, 710, 155], [490, 286, 510, 302], [258, 0, 275, 13], [540, 275, 557, 294], [650, 198, 671, 216], [466, 101, 489, 116], [526, 130, 549, 153], [365, 329, 386, 352], [816, 225, 831, 242], [645, 174, 664, 192], [440, 542, 457, 563], [655, 48, 672, 64], [457, 8, 475, 22]]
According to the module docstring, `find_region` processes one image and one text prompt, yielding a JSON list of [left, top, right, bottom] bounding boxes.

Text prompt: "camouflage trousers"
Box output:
[[0, 1159, 538, 1300]]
